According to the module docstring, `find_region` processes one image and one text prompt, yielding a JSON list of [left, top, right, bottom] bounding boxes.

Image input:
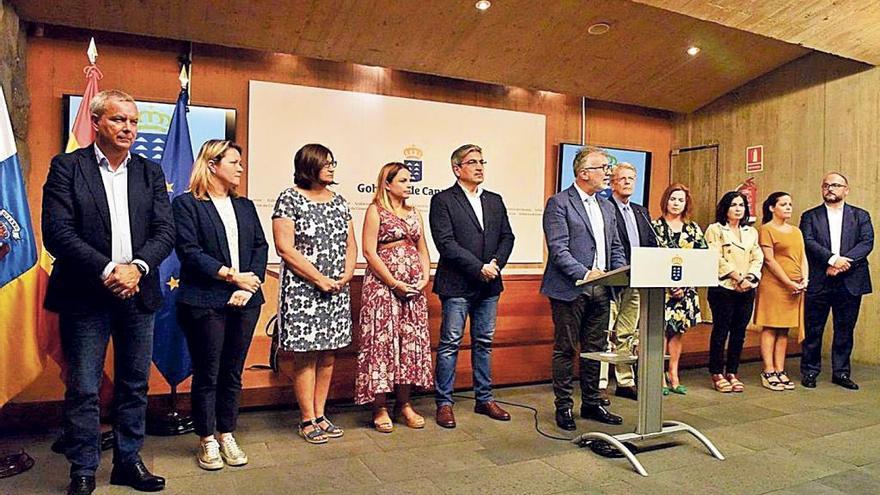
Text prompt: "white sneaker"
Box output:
[[198, 439, 224, 470], [219, 435, 248, 466]]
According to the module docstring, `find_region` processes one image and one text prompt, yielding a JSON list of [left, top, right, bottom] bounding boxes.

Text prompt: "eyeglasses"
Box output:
[[822, 182, 845, 190], [580, 165, 610, 174], [322, 160, 338, 169], [458, 159, 487, 167]]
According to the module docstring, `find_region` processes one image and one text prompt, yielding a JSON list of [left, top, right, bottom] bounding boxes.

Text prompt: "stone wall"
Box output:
[[0, 0, 29, 173]]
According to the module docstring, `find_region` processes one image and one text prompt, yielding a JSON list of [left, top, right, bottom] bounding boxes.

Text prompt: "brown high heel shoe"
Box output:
[[372, 407, 394, 433]]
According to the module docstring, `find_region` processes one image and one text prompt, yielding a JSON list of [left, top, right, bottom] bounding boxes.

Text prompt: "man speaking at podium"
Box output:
[[541, 147, 626, 431]]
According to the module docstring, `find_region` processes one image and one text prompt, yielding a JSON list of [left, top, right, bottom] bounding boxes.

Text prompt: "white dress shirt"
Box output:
[[825, 203, 844, 265], [211, 195, 240, 271], [95, 145, 148, 279], [574, 183, 607, 271], [457, 181, 484, 229]]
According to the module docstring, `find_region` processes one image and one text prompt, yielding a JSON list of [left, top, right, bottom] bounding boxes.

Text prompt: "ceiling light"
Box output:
[[475, 0, 491, 11], [587, 22, 611, 35], [687, 46, 701, 56]]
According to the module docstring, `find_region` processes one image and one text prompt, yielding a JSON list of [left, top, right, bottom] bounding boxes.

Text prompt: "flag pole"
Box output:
[[146, 51, 195, 437]]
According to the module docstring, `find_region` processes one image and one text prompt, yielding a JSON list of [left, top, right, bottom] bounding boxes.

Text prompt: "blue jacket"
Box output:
[[800, 203, 873, 296], [172, 192, 268, 309], [541, 185, 626, 301]]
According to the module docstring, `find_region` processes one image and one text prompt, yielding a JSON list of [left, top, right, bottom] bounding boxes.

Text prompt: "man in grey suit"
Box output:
[[541, 147, 626, 431]]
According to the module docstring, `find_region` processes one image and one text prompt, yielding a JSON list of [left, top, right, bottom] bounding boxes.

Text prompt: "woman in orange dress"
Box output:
[[753, 192, 807, 391]]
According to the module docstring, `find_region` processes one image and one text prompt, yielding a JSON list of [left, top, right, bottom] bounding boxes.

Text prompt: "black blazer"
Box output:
[[429, 183, 515, 298], [610, 197, 658, 262], [800, 203, 873, 296], [42, 145, 175, 313], [172, 192, 268, 309]]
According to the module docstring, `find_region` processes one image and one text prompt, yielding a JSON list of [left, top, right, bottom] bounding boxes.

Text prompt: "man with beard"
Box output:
[[799, 171, 873, 390]]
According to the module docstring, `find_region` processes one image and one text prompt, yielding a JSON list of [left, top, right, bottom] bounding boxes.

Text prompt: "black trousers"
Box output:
[[178, 304, 260, 437], [707, 287, 755, 375], [550, 286, 610, 409], [801, 285, 862, 378]]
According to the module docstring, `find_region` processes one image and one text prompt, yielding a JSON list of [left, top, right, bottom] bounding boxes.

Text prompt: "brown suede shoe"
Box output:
[[436, 404, 456, 428], [474, 401, 511, 421]]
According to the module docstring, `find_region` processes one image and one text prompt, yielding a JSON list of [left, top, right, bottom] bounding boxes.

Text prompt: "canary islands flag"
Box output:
[[0, 86, 43, 406]]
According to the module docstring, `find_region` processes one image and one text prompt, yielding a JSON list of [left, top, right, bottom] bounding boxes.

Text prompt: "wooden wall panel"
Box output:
[[674, 52, 880, 365], [14, 32, 677, 409]]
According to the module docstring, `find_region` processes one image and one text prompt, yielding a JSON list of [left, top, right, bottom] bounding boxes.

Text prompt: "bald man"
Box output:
[[799, 172, 873, 390]]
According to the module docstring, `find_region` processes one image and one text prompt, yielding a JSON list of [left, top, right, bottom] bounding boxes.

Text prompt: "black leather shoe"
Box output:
[[801, 374, 817, 388], [580, 405, 623, 425], [555, 408, 576, 431], [67, 476, 95, 495], [110, 460, 165, 492], [615, 386, 638, 401], [832, 374, 859, 390]]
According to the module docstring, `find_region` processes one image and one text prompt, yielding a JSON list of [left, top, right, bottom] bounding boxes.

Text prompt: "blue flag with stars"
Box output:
[[153, 88, 194, 387]]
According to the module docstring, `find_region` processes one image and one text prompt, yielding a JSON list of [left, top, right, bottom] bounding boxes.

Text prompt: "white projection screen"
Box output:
[[247, 80, 546, 264]]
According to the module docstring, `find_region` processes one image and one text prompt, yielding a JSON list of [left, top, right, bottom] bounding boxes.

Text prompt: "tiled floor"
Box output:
[[2, 361, 879, 494]]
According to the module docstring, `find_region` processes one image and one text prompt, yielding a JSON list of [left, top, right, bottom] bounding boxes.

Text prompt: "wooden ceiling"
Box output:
[[10, 0, 820, 112], [632, 0, 880, 65]]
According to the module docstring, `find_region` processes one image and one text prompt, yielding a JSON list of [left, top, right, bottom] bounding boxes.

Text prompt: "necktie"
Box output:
[[621, 204, 640, 248]]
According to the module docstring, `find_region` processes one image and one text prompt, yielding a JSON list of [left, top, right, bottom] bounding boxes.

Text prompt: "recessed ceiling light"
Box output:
[[687, 46, 701, 56], [587, 22, 611, 35], [475, 0, 491, 11]]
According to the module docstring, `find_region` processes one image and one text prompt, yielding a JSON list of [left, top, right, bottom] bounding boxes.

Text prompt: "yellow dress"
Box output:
[[753, 223, 806, 340]]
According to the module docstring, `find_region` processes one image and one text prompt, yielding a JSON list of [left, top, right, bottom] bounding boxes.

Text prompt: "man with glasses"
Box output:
[[430, 144, 515, 428], [601, 163, 657, 401], [541, 147, 626, 430], [799, 171, 873, 390]]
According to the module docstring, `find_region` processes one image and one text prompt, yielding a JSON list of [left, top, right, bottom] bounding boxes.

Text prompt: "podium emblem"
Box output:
[[670, 255, 683, 282], [403, 145, 423, 183]]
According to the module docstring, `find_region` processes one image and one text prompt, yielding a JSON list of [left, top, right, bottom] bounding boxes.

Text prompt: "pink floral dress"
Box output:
[[355, 206, 433, 404]]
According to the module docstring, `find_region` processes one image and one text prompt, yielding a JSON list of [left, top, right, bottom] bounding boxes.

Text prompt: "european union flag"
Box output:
[[153, 88, 194, 387], [0, 106, 37, 288]]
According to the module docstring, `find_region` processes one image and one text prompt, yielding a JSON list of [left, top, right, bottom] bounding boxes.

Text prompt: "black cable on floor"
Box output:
[[451, 393, 574, 442]]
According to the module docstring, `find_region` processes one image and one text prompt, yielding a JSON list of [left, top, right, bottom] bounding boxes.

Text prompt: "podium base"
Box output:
[[146, 412, 194, 436]]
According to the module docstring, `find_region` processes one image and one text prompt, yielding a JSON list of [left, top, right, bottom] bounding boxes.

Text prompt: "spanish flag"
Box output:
[[0, 86, 43, 407]]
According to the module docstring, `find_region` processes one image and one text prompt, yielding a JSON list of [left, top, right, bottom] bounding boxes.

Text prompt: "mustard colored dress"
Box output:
[[753, 223, 806, 341]]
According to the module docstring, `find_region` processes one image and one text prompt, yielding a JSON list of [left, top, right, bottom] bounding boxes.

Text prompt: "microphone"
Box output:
[[636, 206, 663, 247]]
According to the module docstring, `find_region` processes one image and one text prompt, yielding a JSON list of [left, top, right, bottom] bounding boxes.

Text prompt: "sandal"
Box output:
[[298, 419, 329, 444], [372, 407, 394, 433], [394, 403, 426, 429], [761, 372, 785, 391], [776, 371, 795, 390], [712, 374, 732, 393], [315, 416, 345, 438], [670, 384, 688, 395], [662, 386, 670, 396], [726, 374, 744, 393]]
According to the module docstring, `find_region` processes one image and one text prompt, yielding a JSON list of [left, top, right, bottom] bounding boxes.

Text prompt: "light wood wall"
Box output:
[[674, 52, 880, 365]]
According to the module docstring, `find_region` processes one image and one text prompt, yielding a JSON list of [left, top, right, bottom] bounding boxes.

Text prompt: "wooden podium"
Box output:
[[572, 247, 725, 476]]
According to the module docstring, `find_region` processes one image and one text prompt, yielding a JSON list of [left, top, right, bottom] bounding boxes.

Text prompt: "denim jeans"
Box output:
[[59, 300, 155, 477], [435, 295, 499, 406]]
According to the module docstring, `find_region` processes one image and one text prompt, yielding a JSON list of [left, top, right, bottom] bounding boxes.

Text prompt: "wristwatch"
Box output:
[[134, 262, 148, 276]]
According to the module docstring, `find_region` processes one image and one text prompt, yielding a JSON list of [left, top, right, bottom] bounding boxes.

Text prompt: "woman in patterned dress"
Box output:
[[356, 163, 433, 433], [652, 183, 707, 395], [272, 144, 357, 444]]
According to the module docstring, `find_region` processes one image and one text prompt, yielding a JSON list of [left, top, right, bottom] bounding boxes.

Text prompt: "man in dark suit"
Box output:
[[799, 171, 873, 390], [429, 144, 515, 428], [542, 147, 627, 431], [42, 90, 174, 495], [601, 162, 658, 401]]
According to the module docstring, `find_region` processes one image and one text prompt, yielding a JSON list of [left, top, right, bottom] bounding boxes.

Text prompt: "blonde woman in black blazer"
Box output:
[[172, 140, 268, 471]]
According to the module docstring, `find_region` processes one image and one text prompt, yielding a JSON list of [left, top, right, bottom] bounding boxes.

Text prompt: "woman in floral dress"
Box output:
[[652, 183, 707, 395], [273, 144, 357, 444], [356, 162, 433, 433]]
